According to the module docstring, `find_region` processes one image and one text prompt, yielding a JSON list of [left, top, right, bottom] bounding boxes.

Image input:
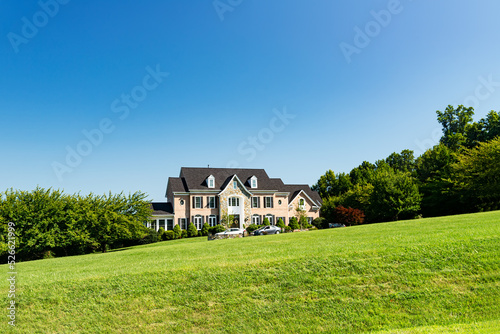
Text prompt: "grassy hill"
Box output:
[[2, 211, 500, 333]]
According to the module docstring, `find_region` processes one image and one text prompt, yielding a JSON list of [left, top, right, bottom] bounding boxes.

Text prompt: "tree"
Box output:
[[312, 170, 352, 198], [450, 136, 500, 212], [201, 223, 210, 236], [333, 206, 365, 226], [299, 216, 309, 229], [173, 224, 182, 239], [367, 167, 422, 222], [349, 161, 375, 185], [276, 218, 285, 231], [187, 223, 198, 238], [263, 217, 270, 226], [157, 227, 165, 241], [415, 143, 458, 217], [289, 217, 300, 230], [436, 105, 475, 150], [385, 149, 416, 175]]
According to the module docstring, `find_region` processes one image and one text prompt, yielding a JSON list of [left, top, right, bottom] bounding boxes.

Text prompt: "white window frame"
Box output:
[[194, 215, 203, 230], [265, 196, 273, 208], [228, 197, 240, 207], [299, 198, 306, 210], [250, 176, 258, 189], [195, 196, 202, 209], [180, 218, 187, 230], [252, 215, 260, 225], [265, 214, 274, 225], [233, 181, 238, 189], [252, 197, 259, 208], [208, 215, 217, 227], [208, 196, 216, 209], [166, 219, 174, 230], [207, 175, 215, 188]]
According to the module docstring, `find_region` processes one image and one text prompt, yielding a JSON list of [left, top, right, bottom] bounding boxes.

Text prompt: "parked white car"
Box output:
[[215, 228, 245, 236]]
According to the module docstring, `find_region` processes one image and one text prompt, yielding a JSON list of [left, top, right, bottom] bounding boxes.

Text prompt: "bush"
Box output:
[[285, 225, 292, 233], [312, 217, 326, 229], [276, 218, 285, 230], [187, 223, 198, 238], [173, 224, 181, 239], [334, 206, 365, 226], [157, 227, 165, 241], [140, 228, 158, 244], [181, 229, 188, 238], [299, 216, 310, 229], [246, 224, 259, 234], [201, 223, 210, 236], [165, 230, 174, 240], [263, 217, 270, 226], [208, 224, 225, 235], [289, 217, 300, 230]]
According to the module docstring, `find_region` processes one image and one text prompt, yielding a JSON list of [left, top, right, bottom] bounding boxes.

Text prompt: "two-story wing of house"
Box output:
[[148, 167, 322, 231]]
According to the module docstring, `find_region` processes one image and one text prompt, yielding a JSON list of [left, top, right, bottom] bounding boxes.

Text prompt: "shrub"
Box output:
[[208, 224, 225, 235], [334, 206, 365, 226], [173, 224, 181, 239], [181, 229, 188, 238], [165, 230, 174, 240], [299, 216, 310, 229], [312, 217, 326, 229], [276, 218, 285, 230], [157, 227, 165, 241], [187, 223, 198, 238], [246, 224, 259, 234], [285, 225, 292, 233], [201, 223, 210, 236], [263, 217, 270, 226], [140, 228, 158, 244], [289, 217, 300, 230]]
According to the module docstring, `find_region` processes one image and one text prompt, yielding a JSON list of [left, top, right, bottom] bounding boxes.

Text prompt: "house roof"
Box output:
[[150, 202, 174, 215], [166, 167, 322, 207], [179, 167, 276, 191], [280, 184, 323, 206]]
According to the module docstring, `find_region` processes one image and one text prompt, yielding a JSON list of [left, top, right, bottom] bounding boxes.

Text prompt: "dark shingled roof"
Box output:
[[179, 167, 278, 191], [150, 202, 174, 215], [167, 177, 188, 193], [166, 167, 322, 207], [280, 184, 323, 206]]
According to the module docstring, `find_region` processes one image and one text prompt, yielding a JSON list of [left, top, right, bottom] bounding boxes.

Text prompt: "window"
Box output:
[[159, 219, 166, 230], [194, 216, 203, 230], [250, 176, 258, 188], [252, 215, 260, 225], [180, 199, 184, 206], [151, 220, 157, 230], [233, 181, 237, 189], [251, 197, 260, 208], [194, 196, 202, 209], [266, 214, 274, 225], [208, 196, 216, 209], [299, 198, 305, 210], [264, 196, 273, 208], [167, 219, 174, 230], [228, 197, 240, 207], [180, 218, 187, 230], [208, 215, 217, 227], [207, 175, 215, 188], [278, 200, 282, 205]]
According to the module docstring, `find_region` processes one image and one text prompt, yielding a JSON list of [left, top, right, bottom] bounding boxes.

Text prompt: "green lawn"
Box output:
[[2, 211, 500, 333]]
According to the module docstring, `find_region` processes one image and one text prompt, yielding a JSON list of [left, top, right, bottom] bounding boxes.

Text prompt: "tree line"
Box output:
[[0, 188, 153, 261], [313, 105, 500, 224]]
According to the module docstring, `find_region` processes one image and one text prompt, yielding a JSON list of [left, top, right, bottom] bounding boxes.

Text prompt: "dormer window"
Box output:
[[250, 176, 258, 189], [207, 175, 215, 188]]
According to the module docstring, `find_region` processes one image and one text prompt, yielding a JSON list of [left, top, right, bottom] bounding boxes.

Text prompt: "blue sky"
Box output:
[[2, 0, 500, 201]]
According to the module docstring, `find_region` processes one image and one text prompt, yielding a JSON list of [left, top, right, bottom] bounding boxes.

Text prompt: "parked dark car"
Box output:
[[253, 225, 281, 235], [329, 223, 346, 228]]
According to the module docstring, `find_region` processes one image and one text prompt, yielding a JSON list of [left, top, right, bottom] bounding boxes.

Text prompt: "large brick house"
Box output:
[[148, 167, 322, 231]]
